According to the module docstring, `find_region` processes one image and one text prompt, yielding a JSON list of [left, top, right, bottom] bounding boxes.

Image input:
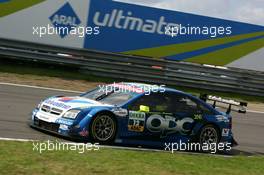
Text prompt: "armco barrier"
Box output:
[[0, 38, 264, 96]]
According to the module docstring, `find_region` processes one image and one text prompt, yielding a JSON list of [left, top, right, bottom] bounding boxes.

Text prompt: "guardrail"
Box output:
[[0, 38, 264, 97]]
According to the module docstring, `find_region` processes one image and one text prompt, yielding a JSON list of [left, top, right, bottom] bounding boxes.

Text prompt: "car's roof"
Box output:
[[115, 82, 185, 94], [107, 82, 220, 114]]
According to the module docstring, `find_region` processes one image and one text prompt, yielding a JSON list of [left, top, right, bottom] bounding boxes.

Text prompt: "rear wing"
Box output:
[[199, 94, 247, 114]]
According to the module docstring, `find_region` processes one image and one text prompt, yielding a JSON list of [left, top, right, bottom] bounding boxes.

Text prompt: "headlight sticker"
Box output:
[[63, 110, 81, 119]]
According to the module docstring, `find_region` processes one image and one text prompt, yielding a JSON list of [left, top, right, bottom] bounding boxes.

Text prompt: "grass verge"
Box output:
[[0, 141, 264, 175]]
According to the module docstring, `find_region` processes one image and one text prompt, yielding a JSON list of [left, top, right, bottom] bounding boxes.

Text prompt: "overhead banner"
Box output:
[[0, 0, 263, 71], [0, 0, 90, 48]]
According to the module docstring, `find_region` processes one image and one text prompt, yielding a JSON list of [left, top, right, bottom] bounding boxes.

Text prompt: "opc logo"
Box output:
[[146, 114, 194, 136], [49, 2, 81, 38]]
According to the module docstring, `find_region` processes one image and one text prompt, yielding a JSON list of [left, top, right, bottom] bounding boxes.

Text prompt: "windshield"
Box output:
[[81, 87, 140, 105]]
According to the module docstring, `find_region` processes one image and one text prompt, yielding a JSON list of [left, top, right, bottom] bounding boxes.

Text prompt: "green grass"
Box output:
[[0, 141, 264, 175], [1, 58, 264, 103], [0, 58, 117, 83], [0, 0, 45, 17]]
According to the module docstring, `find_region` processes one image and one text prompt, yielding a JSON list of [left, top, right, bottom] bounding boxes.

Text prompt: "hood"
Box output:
[[36, 96, 112, 123], [42, 96, 112, 111]]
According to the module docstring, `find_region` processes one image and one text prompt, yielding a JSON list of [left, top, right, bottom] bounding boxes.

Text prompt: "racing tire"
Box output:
[[90, 113, 117, 144], [198, 124, 220, 153]]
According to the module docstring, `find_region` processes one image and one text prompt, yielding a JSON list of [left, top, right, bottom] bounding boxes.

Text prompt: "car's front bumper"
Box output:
[[219, 131, 238, 147], [30, 112, 90, 141]]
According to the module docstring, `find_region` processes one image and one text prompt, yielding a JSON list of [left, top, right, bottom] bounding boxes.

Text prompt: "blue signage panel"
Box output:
[[85, 0, 264, 53]]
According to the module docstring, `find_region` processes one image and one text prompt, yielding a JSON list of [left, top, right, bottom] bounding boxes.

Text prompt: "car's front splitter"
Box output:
[[29, 116, 90, 142]]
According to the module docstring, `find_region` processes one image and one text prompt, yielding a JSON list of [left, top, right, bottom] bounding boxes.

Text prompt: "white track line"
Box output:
[[0, 82, 83, 93], [247, 110, 264, 114], [0, 137, 37, 142], [0, 137, 232, 157], [0, 82, 264, 114]]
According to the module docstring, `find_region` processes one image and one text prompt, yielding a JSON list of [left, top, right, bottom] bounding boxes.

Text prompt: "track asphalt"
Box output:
[[0, 83, 263, 155]]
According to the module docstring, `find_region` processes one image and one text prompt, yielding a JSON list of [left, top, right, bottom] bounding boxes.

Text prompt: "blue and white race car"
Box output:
[[30, 82, 247, 151]]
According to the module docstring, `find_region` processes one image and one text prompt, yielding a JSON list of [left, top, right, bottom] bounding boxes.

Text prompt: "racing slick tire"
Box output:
[[90, 113, 117, 144], [198, 124, 220, 152]]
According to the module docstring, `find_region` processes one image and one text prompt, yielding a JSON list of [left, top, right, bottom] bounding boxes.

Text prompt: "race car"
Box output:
[[30, 82, 246, 151]]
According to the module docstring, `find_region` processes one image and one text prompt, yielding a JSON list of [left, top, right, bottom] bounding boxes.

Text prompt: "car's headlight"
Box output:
[[63, 110, 81, 119]]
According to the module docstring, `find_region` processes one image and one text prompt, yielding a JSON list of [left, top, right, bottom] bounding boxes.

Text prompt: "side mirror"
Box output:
[[139, 105, 150, 113]]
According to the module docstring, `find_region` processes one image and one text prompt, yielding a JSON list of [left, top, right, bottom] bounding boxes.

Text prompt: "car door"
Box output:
[[123, 92, 167, 139], [123, 92, 197, 139]]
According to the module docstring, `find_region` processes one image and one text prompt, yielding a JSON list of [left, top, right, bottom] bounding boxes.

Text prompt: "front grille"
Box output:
[[41, 105, 50, 112], [50, 107, 63, 115], [34, 117, 60, 132], [41, 105, 63, 115]]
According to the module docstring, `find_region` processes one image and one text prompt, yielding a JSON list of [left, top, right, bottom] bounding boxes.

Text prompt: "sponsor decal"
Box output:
[[59, 97, 75, 102], [49, 2, 81, 38], [93, 9, 179, 35], [56, 118, 74, 125], [59, 97, 93, 104], [111, 107, 128, 117], [79, 128, 89, 137], [194, 114, 202, 120], [86, 0, 264, 57], [59, 124, 69, 130], [208, 95, 240, 106], [222, 128, 230, 137], [128, 111, 145, 132], [44, 99, 71, 109], [146, 114, 194, 136], [216, 115, 230, 123]]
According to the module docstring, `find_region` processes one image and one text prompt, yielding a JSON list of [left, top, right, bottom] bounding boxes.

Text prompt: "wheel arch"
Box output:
[[192, 122, 222, 142], [92, 110, 118, 124], [88, 109, 118, 143], [201, 122, 221, 140]]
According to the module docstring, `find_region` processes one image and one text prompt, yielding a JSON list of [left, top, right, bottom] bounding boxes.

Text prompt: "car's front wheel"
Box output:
[[90, 113, 117, 144]]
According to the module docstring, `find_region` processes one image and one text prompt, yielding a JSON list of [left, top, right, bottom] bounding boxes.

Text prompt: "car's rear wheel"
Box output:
[[198, 124, 220, 152], [90, 113, 116, 144]]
